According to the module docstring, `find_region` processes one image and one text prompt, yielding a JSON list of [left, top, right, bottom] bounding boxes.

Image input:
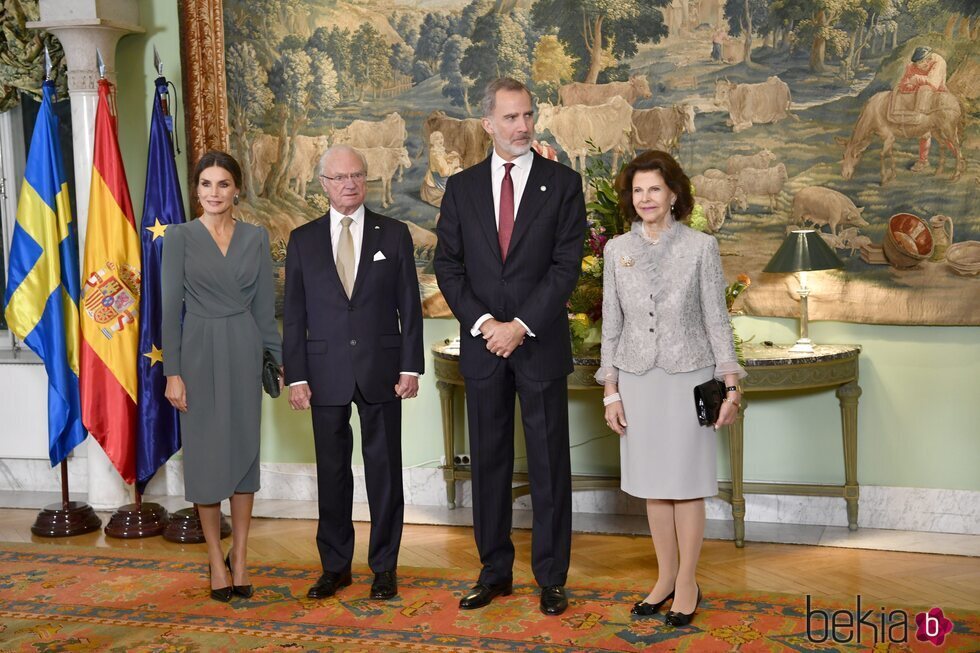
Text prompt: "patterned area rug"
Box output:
[[0, 543, 977, 652]]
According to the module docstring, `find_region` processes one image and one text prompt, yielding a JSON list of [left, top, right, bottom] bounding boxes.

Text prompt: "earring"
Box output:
[[233, 194, 240, 205]]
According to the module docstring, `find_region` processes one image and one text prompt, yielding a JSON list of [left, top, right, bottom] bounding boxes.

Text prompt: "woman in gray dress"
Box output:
[[162, 151, 282, 602], [597, 150, 745, 626]]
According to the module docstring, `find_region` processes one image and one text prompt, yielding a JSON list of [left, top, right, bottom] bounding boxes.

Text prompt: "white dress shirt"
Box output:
[[290, 204, 418, 386], [471, 149, 536, 338]]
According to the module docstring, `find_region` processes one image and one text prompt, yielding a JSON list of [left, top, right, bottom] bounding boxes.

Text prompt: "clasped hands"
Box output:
[[480, 318, 526, 358]]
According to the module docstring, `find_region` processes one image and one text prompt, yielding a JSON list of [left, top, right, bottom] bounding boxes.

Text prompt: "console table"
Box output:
[[432, 341, 862, 547]]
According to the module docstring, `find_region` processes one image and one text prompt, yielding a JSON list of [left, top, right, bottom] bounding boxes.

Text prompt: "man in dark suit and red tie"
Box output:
[[434, 77, 587, 616], [283, 145, 424, 602]]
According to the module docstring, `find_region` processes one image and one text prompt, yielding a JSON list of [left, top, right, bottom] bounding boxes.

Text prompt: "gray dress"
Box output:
[[161, 220, 282, 504]]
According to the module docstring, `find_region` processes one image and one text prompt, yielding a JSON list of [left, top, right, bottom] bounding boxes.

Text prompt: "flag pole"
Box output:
[[27, 48, 101, 538], [99, 47, 166, 538]]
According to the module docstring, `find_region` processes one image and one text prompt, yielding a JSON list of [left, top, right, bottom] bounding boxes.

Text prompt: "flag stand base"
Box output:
[[162, 507, 231, 543], [31, 501, 103, 537], [104, 502, 169, 538]]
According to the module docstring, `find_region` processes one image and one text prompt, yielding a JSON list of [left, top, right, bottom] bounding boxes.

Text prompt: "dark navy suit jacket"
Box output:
[[434, 151, 586, 381], [283, 208, 423, 405]]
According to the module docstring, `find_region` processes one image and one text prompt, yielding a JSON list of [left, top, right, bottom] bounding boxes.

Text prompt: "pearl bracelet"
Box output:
[[603, 393, 622, 406]]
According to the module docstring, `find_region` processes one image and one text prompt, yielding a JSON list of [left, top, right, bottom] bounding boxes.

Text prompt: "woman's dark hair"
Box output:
[[615, 150, 694, 223], [192, 150, 243, 189]]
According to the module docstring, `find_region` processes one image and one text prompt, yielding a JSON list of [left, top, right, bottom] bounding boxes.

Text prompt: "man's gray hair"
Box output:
[[317, 144, 368, 177], [480, 77, 533, 118]]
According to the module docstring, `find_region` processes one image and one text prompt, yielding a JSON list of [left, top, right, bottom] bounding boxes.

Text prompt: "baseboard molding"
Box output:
[[0, 458, 975, 535]]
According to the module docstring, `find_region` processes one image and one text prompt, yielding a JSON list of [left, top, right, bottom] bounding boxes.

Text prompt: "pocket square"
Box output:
[[373, 250, 386, 261]]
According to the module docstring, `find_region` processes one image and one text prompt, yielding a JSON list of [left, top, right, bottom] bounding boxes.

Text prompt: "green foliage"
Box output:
[[584, 147, 627, 238], [530, 0, 669, 82], [461, 11, 531, 91]]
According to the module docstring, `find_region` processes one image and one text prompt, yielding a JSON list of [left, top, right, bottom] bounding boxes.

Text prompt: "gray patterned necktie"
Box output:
[[337, 216, 355, 297]]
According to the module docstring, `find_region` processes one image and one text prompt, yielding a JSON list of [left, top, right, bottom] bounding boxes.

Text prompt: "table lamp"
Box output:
[[763, 229, 844, 353]]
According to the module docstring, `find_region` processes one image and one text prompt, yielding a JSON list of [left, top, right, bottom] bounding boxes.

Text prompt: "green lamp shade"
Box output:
[[763, 230, 845, 273]]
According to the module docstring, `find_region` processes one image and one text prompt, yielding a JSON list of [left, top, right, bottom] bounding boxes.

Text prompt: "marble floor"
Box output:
[[2, 490, 977, 557]]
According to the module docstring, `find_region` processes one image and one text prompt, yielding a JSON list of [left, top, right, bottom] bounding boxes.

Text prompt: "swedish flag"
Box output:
[[3, 80, 85, 466]]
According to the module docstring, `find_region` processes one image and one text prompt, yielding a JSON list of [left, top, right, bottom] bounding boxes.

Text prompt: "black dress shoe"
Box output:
[[226, 553, 254, 598], [370, 571, 398, 600], [209, 561, 233, 603], [664, 586, 702, 627], [539, 585, 568, 616], [458, 582, 513, 610], [631, 588, 674, 616], [307, 571, 353, 599]]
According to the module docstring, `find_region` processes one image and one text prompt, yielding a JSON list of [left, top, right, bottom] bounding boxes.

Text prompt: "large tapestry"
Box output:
[[182, 0, 979, 324]]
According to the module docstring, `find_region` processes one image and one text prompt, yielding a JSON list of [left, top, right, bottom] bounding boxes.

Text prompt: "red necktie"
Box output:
[[498, 162, 515, 261]]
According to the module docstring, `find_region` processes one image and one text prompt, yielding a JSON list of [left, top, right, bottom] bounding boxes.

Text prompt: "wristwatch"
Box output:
[[725, 385, 741, 393]]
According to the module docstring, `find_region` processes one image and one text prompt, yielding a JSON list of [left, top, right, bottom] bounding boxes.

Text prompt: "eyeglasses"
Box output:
[[320, 172, 367, 183]]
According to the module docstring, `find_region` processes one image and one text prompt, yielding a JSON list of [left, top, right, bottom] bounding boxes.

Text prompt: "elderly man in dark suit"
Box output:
[[283, 144, 423, 601], [434, 77, 587, 616]]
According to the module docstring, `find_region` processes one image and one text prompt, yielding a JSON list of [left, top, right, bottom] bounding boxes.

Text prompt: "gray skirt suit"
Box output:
[[597, 222, 745, 500], [161, 220, 282, 504]]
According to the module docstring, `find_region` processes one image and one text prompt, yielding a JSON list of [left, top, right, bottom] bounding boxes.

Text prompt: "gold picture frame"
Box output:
[[178, 0, 230, 184]]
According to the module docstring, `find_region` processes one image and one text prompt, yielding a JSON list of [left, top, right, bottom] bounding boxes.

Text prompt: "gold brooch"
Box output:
[[621, 256, 635, 267]]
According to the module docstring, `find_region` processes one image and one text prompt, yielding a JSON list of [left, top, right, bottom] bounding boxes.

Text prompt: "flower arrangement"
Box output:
[[567, 151, 625, 354]]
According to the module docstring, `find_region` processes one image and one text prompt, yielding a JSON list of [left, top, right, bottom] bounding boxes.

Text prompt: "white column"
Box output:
[[31, 0, 143, 510]]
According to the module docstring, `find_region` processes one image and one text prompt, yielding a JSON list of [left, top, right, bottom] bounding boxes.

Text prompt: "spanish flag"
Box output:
[[80, 78, 141, 483], [3, 80, 85, 467]]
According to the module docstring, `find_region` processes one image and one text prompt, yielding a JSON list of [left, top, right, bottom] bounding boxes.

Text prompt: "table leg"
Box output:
[[436, 381, 457, 509], [837, 380, 862, 531], [728, 400, 746, 547]]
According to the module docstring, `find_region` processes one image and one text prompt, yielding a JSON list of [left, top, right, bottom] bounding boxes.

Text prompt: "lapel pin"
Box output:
[[540, 185, 547, 191], [621, 256, 635, 267]]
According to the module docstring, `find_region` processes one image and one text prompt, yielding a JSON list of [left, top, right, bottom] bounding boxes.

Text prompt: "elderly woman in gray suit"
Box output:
[[597, 150, 746, 626]]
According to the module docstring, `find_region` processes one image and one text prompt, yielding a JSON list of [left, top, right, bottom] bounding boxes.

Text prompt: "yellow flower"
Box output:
[[582, 255, 597, 272]]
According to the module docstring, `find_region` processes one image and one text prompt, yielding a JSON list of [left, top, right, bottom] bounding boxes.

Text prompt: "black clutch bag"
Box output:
[[262, 350, 281, 398], [694, 378, 726, 426]]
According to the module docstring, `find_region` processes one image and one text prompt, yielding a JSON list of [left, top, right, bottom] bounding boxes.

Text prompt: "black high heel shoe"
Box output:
[[664, 585, 702, 627], [209, 561, 233, 603], [226, 552, 255, 598], [631, 588, 674, 616]]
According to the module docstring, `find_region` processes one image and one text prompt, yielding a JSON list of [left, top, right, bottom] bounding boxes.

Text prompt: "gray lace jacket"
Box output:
[[595, 221, 746, 384]]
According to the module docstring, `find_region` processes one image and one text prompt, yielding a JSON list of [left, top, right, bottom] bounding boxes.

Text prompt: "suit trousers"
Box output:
[[465, 359, 572, 587], [311, 385, 404, 574]]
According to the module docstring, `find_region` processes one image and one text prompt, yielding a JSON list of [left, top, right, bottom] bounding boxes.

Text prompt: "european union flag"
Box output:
[[136, 75, 185, 493], [3, 80, 85, 466]]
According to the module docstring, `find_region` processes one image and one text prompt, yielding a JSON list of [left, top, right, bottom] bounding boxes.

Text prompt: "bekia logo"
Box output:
[[915, 607, 954, 646], [807, 595, 955, 647]]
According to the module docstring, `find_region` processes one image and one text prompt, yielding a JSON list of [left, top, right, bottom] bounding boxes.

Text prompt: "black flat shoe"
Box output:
[[307, 570, 353, 599], [226, 553, 254, 598], [664, 586, 702, 627], [539, 585, 568, 616], [458, 581, 513, 610], [631, 588, 674, 616], [370, 570, 398, 600]]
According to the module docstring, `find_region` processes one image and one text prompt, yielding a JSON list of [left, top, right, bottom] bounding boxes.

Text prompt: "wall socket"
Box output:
[[453, 452, 471, 465]]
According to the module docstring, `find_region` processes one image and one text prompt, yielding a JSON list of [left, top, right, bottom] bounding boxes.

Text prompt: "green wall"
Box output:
[[114, 0, 979, 494], [116, 0, 190, 231]]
